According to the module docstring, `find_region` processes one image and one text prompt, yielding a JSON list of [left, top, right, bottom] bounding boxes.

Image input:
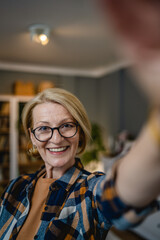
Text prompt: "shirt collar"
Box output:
[[23, 158, 84, 193], [55, 158, 84, 192]]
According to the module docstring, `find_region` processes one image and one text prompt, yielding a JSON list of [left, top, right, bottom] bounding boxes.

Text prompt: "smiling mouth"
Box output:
[[48, 146, 69, 152]]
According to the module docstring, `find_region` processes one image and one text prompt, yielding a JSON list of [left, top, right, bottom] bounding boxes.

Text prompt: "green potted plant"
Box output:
[[81, 122, 106, 171]]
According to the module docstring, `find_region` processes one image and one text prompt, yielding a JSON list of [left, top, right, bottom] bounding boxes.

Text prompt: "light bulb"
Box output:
[[29, 24, 50, 46], [39, 34, 49, 45]]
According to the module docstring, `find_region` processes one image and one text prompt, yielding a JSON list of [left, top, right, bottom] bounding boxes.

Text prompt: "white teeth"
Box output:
[[49, 147, 67, 152]]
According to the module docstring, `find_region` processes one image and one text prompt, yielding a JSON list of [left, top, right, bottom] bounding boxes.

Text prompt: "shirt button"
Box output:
[[44, 206, 48, 211], [34, 235, 38, 239]]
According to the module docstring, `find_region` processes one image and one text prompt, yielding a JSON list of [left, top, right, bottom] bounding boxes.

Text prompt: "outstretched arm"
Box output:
[[99, 0, 160, 207], [115, 109, 160, 207]]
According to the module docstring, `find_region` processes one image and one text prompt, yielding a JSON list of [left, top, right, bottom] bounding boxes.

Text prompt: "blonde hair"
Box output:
[[22, 88, 91, 156]]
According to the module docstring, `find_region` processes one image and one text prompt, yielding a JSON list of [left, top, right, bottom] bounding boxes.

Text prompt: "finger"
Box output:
[[100, 0, 160, 50]]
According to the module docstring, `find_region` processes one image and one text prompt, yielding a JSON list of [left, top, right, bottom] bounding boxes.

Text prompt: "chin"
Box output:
[[47, 158, 68, 167]]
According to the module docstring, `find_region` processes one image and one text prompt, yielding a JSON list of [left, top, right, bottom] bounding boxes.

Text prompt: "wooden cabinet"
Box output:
[[0, 95, 43, 196]]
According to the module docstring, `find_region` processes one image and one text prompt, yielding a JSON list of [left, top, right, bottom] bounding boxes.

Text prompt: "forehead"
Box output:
[[32, 102, 73, 123]]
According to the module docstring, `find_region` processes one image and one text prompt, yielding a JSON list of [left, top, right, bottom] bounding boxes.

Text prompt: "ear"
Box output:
[[29, 128, 36, 146]]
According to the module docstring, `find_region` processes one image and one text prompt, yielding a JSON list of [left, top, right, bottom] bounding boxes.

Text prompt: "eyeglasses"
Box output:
[[31, 122, 79, 142]]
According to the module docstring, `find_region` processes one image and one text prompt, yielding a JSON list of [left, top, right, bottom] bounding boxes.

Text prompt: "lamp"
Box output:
[[29, 24, 50, 45]]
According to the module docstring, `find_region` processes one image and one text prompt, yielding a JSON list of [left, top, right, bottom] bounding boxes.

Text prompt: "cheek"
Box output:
[[70, 136, 80, 150], [36, 142, 46, 153]]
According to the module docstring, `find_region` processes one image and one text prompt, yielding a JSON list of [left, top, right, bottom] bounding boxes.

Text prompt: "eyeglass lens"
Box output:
[[33, 122, 78, 141]]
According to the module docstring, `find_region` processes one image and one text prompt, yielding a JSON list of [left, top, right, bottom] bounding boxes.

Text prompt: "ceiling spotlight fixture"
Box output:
[[29, 24, 50, 46]]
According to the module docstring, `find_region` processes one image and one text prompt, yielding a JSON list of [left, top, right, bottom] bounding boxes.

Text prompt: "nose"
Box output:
[[49, 128, 63, 143]]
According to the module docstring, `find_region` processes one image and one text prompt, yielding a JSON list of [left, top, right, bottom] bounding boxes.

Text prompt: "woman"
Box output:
[[0, 88, 159, 240]]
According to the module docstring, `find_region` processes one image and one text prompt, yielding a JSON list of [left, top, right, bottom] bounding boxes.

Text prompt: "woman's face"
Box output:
[[30, 102, 80, 175]]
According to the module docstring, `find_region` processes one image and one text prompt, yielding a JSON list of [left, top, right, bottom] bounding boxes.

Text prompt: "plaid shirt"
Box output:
[[0, 158, 158, 240]]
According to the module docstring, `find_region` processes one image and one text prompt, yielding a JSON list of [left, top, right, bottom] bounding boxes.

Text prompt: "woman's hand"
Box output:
[[100, 0, 160, 104], [101, 0, 160, 52]]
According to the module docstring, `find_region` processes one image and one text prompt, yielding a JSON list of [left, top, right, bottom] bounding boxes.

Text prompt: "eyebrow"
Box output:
[[35, 118, 74, 126]]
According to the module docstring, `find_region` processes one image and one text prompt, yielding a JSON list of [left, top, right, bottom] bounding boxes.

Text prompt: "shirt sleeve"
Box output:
[[95, 162, 159, 230]]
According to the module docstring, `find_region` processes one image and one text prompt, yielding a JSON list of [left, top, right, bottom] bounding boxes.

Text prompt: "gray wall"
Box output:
[[0, 69, 149, 139]]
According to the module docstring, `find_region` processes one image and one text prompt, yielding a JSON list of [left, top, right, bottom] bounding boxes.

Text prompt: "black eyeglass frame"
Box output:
[[31, 122, 79, 142]]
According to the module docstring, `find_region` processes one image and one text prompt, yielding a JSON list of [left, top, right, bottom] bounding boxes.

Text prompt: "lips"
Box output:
[[48, 146, 68, 152]]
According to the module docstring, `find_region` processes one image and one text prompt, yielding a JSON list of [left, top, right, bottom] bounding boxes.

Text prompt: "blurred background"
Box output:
[[0, 0, 157, 239]]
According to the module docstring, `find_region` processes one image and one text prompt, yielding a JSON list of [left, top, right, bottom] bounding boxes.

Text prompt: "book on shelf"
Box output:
[[0, 102, 10, 115], [0, 153, 9, 165], [0, 116, 9, 130], [0, 136, 9, 151], [2, 154, 9, 164]]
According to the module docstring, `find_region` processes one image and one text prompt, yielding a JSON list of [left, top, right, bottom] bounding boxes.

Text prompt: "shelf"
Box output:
[[0, 149, 9, 153], [0, 114, 9, 117], [0, 130, 9, 134], [0, 95, 35, 194]]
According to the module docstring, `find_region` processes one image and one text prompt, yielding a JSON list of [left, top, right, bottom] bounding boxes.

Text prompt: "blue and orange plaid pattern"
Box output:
[[0, 158, 158, 239]]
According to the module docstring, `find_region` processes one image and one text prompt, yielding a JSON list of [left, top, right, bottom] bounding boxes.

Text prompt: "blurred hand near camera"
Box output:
[[100, 0, 160, 104]]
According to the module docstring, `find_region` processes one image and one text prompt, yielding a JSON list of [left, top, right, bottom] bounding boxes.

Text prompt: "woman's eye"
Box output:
[[38, 126, 49, 132], [61, 123, 74, 129]]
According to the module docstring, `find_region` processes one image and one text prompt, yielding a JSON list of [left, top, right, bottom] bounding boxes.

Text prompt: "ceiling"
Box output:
[[0, 0, 128, 77]]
